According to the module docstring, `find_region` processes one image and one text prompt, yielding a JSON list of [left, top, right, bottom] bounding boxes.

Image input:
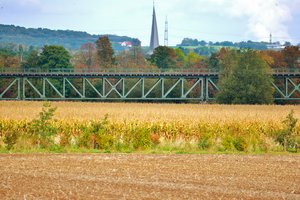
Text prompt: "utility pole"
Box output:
[[164, 16, 168, 46]]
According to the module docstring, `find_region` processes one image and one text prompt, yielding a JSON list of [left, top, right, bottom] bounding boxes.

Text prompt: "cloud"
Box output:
[[1, 0, 297, 45], [166, 0, 293, 42], [228, 0, 291, 41]]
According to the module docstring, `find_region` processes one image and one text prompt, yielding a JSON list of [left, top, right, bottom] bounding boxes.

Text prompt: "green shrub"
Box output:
[[77, 124, 90, 148], [29, 102, 57, 148], [233, 136, 247, 151], [222, 135, 234, 151], [4, 131, 18, 150], [276, 110, 299, 151], [134, 128, 151, 149], [198, 135, 211, 150], [78, 114, 111, 149]]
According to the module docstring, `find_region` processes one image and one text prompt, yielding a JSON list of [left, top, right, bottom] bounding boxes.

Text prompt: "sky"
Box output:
[[0, 0, 299, 46]]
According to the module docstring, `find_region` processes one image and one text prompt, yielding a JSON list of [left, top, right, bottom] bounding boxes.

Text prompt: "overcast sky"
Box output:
[[1, 0, 299, 46]]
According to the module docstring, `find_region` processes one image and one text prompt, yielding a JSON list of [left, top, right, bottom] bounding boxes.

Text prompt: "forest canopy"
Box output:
[[0, 24, 140, 51]]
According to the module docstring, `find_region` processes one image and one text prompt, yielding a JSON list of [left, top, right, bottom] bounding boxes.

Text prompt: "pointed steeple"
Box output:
[[149, 2, 159, 54]]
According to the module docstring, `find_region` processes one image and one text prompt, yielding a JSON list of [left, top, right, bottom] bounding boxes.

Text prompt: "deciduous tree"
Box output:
[[216, 49, 274, 104], [72, 43, 98, 69], [262, 50, 287, 68], [21, 50, 39, 69], [149, 46, 177, 69], [96, 36, 114, 68], [174, 48, 185, 67], [282, 46, 300, 68], [185, 52, 203, 68], [38, 45, 72, 69], [0, 49, 19, 68]]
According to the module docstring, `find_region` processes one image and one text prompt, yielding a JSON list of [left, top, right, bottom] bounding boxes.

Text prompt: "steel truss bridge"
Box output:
[[1, 68, 300, 101]]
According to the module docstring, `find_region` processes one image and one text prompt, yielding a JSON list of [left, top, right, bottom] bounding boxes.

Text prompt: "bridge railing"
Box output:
[[0, 67, 219, 75], [1, 67, 300, 75], [272, 68, 300, 75]]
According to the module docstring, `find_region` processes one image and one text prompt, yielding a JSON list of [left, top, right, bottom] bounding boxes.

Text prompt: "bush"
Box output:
[[123, 123, 151, 150], [29, 102, 57, 148], [276, 110, 299, 151], [233, 137, 247, 151], [78, 114, 111, 149], [4, 131, 18, 150], [221, 135, 235, 151], [132, 127, 151, 149], [198, 135, 211, 150]]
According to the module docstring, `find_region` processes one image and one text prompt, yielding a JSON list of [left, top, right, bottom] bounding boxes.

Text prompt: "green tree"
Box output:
[[96, 36, 114, 68], [185, 52, 203, 68], [180, 38, 199, 46], [149, 46, 177, 69], [216, 49, 274, 104], [38, 45, 72, 69], [21, 50, 39, 69], [207, 52, 219, 69], [174, 48, 185, 67]]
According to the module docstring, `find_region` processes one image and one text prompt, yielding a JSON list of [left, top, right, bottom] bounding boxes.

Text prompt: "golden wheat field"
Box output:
[[0, 101, 300, 153], [1, 101, 300, 123]]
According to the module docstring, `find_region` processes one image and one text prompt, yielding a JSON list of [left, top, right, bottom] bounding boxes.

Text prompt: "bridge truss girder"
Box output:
[[1, 75, 300, 101], [0, 76, 218, 101], [272, 76, 300, 100]]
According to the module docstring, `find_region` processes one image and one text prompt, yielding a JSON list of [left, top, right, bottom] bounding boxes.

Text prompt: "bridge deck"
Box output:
[[1, 68, 300, 77], [0, 68, 218, 77]]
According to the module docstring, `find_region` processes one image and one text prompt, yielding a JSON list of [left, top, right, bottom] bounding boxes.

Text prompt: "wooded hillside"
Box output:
[[0, 24, 139, 51]]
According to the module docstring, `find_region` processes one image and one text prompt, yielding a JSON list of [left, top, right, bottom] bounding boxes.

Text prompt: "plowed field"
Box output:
[[0, 154, 299, 199]]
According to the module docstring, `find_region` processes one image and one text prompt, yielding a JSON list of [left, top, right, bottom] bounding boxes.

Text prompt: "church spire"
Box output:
[[149, 1, 159, 54]]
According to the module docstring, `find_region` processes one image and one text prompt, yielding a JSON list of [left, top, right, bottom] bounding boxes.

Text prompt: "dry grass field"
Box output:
[[1, 101, 300, 123], [0, 101, 300, 153], [0, 154, 299, 199]]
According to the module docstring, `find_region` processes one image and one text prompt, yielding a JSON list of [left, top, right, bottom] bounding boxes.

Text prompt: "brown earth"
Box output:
[[0, 154, 299, 200]]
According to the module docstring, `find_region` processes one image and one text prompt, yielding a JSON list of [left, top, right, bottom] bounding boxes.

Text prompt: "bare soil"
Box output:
[[0, 154, 299, 200]]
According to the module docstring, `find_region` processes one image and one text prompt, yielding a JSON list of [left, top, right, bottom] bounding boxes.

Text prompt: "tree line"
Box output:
[[178, 37, 297, 50], [1, 36, 300, 104]]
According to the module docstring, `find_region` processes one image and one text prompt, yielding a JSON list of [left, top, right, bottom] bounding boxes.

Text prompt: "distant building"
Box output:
[[267, 42, 284, 50], [120, 41, 132, 47], [148, 4, 159, 55]]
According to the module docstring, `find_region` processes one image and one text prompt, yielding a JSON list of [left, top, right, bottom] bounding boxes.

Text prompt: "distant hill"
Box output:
[[175, 38, 287, 56], [177, 38, 271, 50], [0, 24, 140, 51]]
